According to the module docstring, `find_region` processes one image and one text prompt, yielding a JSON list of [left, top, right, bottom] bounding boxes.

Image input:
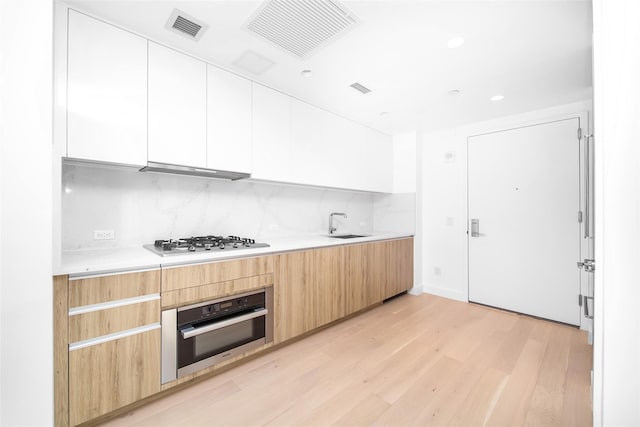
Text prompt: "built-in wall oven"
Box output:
[[161, 287, 273, 384]]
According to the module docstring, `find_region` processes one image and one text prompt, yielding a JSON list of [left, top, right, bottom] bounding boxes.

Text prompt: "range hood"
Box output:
[[139, 161, 250, 180]]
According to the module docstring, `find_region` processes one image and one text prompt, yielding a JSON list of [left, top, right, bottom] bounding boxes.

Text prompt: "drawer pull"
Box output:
[[69, 323, 160, 351], [69, 294, 159, 316]]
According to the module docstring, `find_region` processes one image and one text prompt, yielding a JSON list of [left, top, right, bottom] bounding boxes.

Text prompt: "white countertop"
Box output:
[[57, 233, 414, 277]]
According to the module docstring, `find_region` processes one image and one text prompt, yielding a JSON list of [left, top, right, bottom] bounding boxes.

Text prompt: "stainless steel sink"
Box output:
[[328, 234, 369, 239]]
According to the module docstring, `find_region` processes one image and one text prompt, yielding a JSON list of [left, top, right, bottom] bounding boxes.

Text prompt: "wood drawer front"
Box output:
[[69, 269, 160, 308], [162, 273, 273, 308], [162, 256, 273, 292], [69, 299, 160, 343], [69, 328, 161, 426]]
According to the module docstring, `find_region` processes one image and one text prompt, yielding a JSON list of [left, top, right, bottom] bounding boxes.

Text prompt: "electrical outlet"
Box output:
[[94, 230, 115, 240], [434, 267, 442, 276]]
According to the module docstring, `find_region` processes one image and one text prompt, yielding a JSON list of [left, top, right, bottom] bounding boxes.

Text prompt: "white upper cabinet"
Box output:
[[207, 66, 252, 173], [67, 10, 147, 166], [290, 98, 393, 192], [252, 84, 292, 182], [356, 127, 393, 193], [148, 42, 206, 168], [290, 99, 341, 188]]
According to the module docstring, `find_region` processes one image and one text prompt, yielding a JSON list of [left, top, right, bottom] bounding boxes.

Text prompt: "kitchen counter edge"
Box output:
[[56, 233, 415, 277]]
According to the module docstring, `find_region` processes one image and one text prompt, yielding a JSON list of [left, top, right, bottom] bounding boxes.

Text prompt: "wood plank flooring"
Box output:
[[100, 294, 592, 427]]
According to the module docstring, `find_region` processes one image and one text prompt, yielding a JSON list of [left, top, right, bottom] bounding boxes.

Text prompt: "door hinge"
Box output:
[[578, 127, 583, 140], [578, 211, 583, 223], [577, 259, 595, 272], [579, 294, 583, 306]]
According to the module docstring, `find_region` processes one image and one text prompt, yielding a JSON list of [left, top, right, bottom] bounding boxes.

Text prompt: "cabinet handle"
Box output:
[[181, 309, 268, 339], [68, 294, 159, 316], [69, 323, 160, 351]]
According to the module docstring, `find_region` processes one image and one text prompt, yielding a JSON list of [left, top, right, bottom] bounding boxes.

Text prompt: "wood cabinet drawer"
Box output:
[[69, 328, 161, 426], [162, 256, 273, 292], [69, 269, 160, 308], [162, 273, 273, 309], [69, 299, 160, 343]]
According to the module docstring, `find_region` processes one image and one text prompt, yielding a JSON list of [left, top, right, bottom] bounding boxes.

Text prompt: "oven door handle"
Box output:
[[180, 309, 268, 339]]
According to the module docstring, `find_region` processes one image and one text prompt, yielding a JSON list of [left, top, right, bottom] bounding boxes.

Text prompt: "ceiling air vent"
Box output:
[[244, 0, 359, 59], [165, 9, 208, 41], [350, 82, 372, 94]]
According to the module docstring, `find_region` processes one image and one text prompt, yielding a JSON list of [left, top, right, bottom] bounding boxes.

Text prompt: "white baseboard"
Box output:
[[408, 285, 423, 296], [423, 285, 468, 302]]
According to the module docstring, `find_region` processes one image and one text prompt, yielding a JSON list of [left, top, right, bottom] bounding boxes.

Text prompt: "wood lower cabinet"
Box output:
[[346, 241, 389, 313], [54, 239, 412, 425], [275, 238, 414, 343], [274, 246, 346, 343], [387, 237, 414, 298], [56, 269, 161, 426], [345, 238, 413, 314], [69, 329, 161, 426]]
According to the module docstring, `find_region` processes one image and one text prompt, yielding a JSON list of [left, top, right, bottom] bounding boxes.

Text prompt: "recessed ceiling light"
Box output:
[[448, 89, 461, 96], [379, 111, 390, 117], [491, 95, 505, 101], [447, 37, 465, 48], [300, 69, 313, 77]]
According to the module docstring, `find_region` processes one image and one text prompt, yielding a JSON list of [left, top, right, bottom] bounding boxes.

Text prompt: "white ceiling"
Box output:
[[65, 0, 593, 135]]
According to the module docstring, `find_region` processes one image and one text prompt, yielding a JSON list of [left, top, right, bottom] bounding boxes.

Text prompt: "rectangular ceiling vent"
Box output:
[[244, 0, 359, 59], [350, 82, 372, 94], [165, 9, 208, 41]]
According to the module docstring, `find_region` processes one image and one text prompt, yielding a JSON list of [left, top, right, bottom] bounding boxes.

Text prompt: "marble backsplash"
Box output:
[[62, 163, 415, 251]]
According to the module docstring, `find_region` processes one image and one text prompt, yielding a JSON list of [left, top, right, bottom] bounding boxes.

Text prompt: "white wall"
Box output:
[[0, 0, 54, 425], [419, 100, 592, 302], [592, 0, 640, 425]]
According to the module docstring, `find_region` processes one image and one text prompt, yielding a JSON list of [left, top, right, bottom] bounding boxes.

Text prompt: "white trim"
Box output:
[[68, 293, 159, 316], [69, 323, 160, 351], [423, 285, 467, 302]]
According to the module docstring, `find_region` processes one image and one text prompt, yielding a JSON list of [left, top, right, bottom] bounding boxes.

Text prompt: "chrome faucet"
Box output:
[[329, 212, 347, 235]]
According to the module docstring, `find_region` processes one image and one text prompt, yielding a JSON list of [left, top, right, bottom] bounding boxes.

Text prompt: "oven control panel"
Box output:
[[201, 297, 249, 317], [177, 291, 265, 326]]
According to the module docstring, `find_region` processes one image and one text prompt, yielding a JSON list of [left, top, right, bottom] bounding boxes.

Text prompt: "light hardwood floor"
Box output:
[[100, 294, 592, 427]]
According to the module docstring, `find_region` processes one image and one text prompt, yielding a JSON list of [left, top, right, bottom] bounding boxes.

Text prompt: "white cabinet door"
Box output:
[[290, 99, 338, 187], [67, 10, 147, 166], [290, 99, 393, 192], [360, 128, 393, 193], [148, 42, 206, 168], [252, 84, 291, 182], [207, 66, 252, 173]]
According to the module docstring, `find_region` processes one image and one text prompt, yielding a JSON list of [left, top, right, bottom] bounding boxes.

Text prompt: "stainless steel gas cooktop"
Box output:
[[144, 235, 269, 256]]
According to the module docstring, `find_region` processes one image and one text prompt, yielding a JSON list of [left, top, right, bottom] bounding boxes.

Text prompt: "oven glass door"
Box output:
[[177, 310, 266, 369]]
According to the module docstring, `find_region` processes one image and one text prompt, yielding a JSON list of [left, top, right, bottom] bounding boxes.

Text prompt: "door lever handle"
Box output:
[[470, 219, 480, 237]]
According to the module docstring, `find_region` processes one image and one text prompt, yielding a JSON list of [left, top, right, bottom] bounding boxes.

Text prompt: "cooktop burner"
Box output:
[[143, 235, 269, 256]]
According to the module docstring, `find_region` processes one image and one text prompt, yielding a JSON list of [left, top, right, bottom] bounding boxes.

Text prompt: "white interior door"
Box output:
[[468, 118, 581, 325]]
